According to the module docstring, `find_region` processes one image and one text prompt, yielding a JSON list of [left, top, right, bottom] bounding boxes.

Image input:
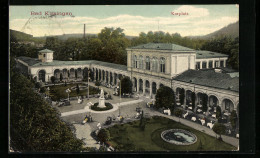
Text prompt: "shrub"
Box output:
[[230, 110, 238, 129], [97, 129, 111, 143], [174, 109, 183, 117], [91, 102, 113, 111], [212, 123, 226, 140]]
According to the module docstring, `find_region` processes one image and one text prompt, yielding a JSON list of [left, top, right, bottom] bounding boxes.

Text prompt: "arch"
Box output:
[[114, 73, 118, 85], [38, 69, 46, 82], [152, 82, 157, 94], [54, 69, 60, 80], [62, 69, 68, 79], [95, 68, 98, 81], [83, 67, 89, 80], [110, 72, 113, 85], [221, 98, 235, 113], [208, 95, 219, 107], [139, 79, 143, 92], [77, 68, 82, 79], [133, 77, 137, 92], [70, 68, 75, 78], [102, 70, 105, 81], [98, 69, 101, 81], [186, 90, 193, 104], [145, 80, 150, 94], [105, 71, 109, 83]]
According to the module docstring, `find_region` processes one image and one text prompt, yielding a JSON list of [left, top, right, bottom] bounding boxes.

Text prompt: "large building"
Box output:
[[16, 43, 238, 115]]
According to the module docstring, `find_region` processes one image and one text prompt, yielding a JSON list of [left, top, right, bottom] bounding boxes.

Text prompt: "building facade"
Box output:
[[16, 43, 238, 114]]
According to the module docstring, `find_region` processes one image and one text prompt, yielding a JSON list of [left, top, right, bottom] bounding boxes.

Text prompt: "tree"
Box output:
[[216, 106, 222, 120], [230, 110, 238, 129], [174, 109, 183, 118], [202, 94, 208, 112], [179, 88, 185, 105], [50, 76, 56, 84], [212, 123, 226, 140], [139, 111, 146, 131], [10, 63, 85, 151], [191, 92, 196, 110], [35, 82, 42, 89], [76, 84, 80, 95], [97, 128, 111, 143], [120, 76, 133, 95], [155, 86, 175, 110]]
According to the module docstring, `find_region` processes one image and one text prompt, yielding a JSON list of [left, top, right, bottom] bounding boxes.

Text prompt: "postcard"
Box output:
[[9, 5, 240, 152]]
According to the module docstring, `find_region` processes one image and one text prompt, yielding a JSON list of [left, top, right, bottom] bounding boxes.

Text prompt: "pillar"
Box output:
[[143, 80, 145, 95], [137, 79, 139, 93], [149, 81, 152, 98]]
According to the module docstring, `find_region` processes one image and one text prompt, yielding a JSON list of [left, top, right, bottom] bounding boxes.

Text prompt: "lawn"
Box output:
[[106, 116, 236, 152], [47, 83, 100, 101]]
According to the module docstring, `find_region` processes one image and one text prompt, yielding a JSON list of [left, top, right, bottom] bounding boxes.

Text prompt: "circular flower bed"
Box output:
[[161, 129, 197, 145], [91, 102, 113, 111]]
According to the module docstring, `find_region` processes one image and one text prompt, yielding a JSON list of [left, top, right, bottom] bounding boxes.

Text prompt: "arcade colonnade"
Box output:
[[34, 64, 239, 114]]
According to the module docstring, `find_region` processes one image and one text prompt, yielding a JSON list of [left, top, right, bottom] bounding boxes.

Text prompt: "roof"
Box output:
[[173, 69, 239, 92], [16, 56, 127, 71], [38, 49, 54, 53], [129, 43, 195, 51], [196, 50, 228, 59]]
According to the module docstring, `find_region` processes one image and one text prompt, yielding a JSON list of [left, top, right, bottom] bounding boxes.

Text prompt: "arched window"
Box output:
[[160, 57, 166, 73], [134, 55, 138, 68], [152, 57, 158, 72], [145, 56, 150, 70], [139, 56, 143, 69]]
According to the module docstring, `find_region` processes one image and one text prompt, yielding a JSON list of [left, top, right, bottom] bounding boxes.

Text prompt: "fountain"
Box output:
[[97, 88, 106, 108], [161, 129, 197, 145]]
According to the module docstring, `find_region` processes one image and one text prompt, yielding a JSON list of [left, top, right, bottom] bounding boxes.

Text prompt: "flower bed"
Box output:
[[91, 102, 113, 111]]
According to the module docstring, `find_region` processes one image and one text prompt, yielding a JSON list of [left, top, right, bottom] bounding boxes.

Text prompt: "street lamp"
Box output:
[[87, 69, 90, 100]]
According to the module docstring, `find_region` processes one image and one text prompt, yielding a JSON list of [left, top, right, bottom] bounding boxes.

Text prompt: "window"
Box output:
[[134, 55, 138, 68], [196, 62, 200, 70], [145, 56, 150, 70], [160, 57, 165, 73], [202, 61, 207, 69], [139, 56, 143, 69], [209, 61, 213, 68], [43, 54, 46, 57], [220, 60, 224, 67], [152, 57, 158, 72]]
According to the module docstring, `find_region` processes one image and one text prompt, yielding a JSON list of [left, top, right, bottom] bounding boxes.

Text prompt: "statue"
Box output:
[[100, 88, 104, 98], [98, 88, 106, 108]]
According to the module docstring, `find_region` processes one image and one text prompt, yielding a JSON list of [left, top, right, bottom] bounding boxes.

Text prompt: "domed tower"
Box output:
[[38, 49, 54, 62]]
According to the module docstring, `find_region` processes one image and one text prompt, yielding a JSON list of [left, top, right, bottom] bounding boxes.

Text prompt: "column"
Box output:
[[224, 60, 226, 67], [137, 79, 139, 93], [143, 80, 145, 95], [200, 62, 202, 69], [212, 60, 215, 68], [94, 69, 96, 81], [108, 72, 111, 84], [206, 61, 209, 69], [149, 81, 152, 98]]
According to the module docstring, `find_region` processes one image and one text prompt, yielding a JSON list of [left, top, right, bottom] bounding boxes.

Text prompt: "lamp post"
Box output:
[[87, 69, 90, 100]]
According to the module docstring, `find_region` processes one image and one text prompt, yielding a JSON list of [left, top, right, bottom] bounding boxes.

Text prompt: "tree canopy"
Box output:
[[10, 57, 85, 152], [155, 86, 175, 110], [120, 76, 133, 95]]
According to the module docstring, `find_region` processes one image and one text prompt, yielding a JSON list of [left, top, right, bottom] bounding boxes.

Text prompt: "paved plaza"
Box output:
[[54, 83, 239, 150]]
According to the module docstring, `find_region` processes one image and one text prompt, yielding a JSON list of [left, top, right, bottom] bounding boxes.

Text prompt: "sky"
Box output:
[[9, 5, 239, 37]]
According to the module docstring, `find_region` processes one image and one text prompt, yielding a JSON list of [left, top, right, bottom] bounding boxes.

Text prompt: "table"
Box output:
[[197, 104, 202, 108], [188, 106, 192, 110], [200, 119, 205, 126], [197, 109, 202, 113], [191, 117, 196, 121], [212, 114, 216, 118], [224, 112, 230, 116]]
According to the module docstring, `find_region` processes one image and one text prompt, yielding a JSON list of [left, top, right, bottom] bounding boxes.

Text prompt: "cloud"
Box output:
[[9, 8, 238, 37], [172, 5, 209, 18]]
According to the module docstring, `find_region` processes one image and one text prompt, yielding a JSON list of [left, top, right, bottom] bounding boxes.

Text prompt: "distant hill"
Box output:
[[10, 29, 33, 41], [10, 29, 45, 44], [187, 21, 239, 39]]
